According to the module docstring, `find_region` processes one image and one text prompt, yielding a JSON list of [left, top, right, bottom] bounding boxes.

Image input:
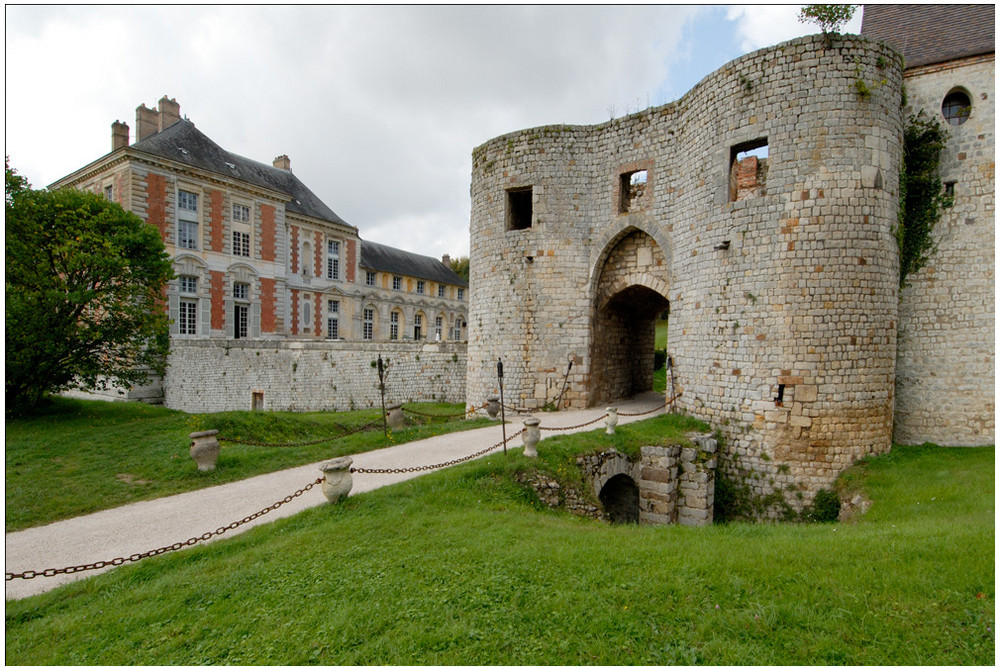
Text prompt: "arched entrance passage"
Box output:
[[599, 473, 640, 524], [589, 230, 670, 406]]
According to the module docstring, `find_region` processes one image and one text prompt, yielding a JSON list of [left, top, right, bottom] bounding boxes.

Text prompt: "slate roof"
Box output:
[[360, 240, 468, 287], [130, 120, 349, 227], [861, 4, 995, 69]]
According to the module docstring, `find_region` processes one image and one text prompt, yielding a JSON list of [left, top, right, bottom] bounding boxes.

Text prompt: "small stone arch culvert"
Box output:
[[516, 436, 719, 526]]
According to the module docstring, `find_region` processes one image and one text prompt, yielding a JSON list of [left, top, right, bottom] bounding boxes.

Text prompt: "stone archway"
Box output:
[[589, 230, 670, 406], [599, 473, 640, 524]]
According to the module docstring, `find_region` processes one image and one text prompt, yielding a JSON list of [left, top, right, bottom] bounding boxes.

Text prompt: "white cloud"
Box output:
[[726, 4, 864, 53]]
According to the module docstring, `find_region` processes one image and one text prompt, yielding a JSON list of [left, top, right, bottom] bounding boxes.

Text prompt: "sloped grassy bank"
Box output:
[[5, 415, 994, 665]]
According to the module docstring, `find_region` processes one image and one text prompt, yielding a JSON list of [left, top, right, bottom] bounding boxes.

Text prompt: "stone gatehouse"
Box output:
[[466, 34, 906, 512]]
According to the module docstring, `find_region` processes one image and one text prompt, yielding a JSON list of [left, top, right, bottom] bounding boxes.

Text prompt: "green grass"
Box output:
[[5, 418, 994, 665], [5, 397, 491, 531], [655, 318, 668, 349]]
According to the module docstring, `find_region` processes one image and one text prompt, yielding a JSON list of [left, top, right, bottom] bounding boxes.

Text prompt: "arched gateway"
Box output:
[[589, 229, 670, 406]]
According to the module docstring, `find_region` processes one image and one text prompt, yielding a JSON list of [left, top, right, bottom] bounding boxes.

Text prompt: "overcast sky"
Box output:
[[5, 5, 862, 260]]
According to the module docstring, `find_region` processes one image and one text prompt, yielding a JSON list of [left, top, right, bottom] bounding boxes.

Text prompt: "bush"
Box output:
[[807, 488, 842, 522]]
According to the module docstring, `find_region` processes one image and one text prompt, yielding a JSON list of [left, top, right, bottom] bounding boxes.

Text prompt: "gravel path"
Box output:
[[5, 393, 665, 600]]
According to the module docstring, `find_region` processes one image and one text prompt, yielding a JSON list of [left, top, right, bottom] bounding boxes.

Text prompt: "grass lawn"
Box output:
[[5, 413, 994, 665], [5, 397, 491, 531]]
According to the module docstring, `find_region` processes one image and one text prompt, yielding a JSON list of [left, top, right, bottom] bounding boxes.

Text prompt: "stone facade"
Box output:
[[892, 55, 995, 446], [467, 34, 905, 511], [165, 339, 466, 413], [50, 97, 468, 410]]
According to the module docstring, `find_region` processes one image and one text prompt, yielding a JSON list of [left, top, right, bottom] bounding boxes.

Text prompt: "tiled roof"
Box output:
[[360, 240, 468, 287], [130, 120, 349, 227], [861, 4, 995, 69]]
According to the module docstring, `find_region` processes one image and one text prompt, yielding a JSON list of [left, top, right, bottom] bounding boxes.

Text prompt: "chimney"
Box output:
[[441, 254, 451, 267], [111, 120, 130, 152], [273, 155, 291, 170], [136, 103, 159, 141], [158, 96, 181, 131]]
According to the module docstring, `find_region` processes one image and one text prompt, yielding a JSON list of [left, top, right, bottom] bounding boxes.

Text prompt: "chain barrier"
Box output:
[[6, 477, 324, 582], [538, 413, 608, 432], [400, 406, 469, 421], [218, 420, 383, 448], [350, 428, 526, 475]]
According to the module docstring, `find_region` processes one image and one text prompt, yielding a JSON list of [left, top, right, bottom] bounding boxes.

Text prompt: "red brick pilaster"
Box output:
[[314, 231, 323, 278], [260, 278, 276, 334], [146, 173, 168, 242], [346, 239, 357, 282], [260, 204, 276, 261], [290, 288, 300, 336], [209, 189, 224, 252], [289, 225, 300, 274], [314, 293, 323, 338], [210, 271, 226, 331]]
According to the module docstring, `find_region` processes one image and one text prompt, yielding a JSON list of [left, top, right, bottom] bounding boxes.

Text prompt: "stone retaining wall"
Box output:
[[165, 339, 466, 413]]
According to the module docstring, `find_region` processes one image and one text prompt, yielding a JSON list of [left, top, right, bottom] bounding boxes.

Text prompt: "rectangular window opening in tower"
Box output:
[[729, 138, 769, 202], [506, 186, 533, 230]]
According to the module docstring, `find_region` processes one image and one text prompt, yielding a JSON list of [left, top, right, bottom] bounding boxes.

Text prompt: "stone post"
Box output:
[[605, 407, 619, 434], [522, 418, 541, 457], [386, 403, 404, 430], [189, 430, 220, 472], [486, 396, 501, 419], [319, 456, 353, 502]]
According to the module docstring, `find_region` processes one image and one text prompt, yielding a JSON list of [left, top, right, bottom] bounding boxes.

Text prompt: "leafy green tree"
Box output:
[[449, 255, 470, 282], [5, 156, 29, 205], [5, 163, 174, 413], [798, 4, 857, 45]]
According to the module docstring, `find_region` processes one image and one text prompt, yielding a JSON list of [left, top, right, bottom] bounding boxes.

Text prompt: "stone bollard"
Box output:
[[386, 403, 405, 430], [189, 430, 220, 471], [486, 396, 501, 419], [522, 418, 541, 457], [605, 407, 619, 435], [319, 456, 354, 503]]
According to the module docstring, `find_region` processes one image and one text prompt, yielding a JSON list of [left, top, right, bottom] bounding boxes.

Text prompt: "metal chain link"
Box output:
[[351, 428, 526, 475], [400, 407, 469, 421], [538, 413, 608, 432], [6, 477, 324, 581]]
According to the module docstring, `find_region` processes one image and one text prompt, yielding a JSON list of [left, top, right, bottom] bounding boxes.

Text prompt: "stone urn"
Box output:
[[522, 418, 541, 457], [319, 456, 354, 503], [386, 403, 405, 429], [605, 407, 619, 435], [486, 396, 501, 419], [190, 430, 221, 472]]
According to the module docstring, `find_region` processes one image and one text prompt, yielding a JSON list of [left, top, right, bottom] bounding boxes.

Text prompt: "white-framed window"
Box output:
[[416, 280, 425, 294], [104, 185, 114, 201], [177, 189, 199, 250], [392, 276, 402, 291], [453, 318, 463, 341], [326, 299, 340, 340], [179, 275, 198, 295], [179, 300, 198, 335], [232, 203, 250, 223], [390, 311, 399, 340], [232, 230, 251, 257], [234, 282, 250, 339], [327, 239, 341, 280], [457, 288, 465, 301], [178, 274, 198, 336], [363, 308, 374, 340], [366, 271, 377, 286], [435, 316, 443, 341], [413, 314, 423, 340], [438, 285, 446, 298]]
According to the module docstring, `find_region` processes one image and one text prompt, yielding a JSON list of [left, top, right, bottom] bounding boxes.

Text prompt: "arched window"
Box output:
[[942, 89, 972, 126]]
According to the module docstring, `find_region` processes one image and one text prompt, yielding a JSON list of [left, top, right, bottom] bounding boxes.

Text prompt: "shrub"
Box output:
[[807, 488, 842, 522]]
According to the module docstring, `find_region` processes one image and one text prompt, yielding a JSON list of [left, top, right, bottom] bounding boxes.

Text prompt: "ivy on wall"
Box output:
[[897, 111, 952, 287]]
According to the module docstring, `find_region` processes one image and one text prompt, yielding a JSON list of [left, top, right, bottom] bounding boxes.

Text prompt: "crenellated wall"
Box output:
[[467, 34, 906, 512]]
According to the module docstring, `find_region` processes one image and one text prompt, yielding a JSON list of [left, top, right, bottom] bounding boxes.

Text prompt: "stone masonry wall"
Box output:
[[894, 56, 995, 446], [165, 340, 466, 413], [468, 34, 905, 513]]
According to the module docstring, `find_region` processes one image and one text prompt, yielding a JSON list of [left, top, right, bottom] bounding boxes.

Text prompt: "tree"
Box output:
[[5, 163, 174, 413], [449, 255, 470, 282], [798, 4, 857, 44]]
